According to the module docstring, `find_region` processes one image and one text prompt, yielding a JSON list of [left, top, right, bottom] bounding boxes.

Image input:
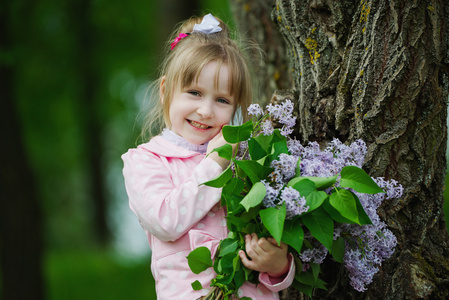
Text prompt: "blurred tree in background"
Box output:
[[1, 3, 45, 299], [1, 0, 232, 299]]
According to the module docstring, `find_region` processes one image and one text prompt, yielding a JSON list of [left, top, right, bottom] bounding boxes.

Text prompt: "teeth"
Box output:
[[190, 120, 210, 129]]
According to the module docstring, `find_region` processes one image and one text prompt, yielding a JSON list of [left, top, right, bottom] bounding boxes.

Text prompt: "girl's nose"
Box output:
[[196, 100, 213, 118]]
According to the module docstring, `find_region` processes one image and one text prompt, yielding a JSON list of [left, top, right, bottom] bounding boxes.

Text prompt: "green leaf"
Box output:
[[292, 178, 316, 197], [234, 160, 273, 185], [211, 143, 233, 160], [288, 175, 338, 190], [225, 215, 246, 231], [340, 166, 384, 194], [233, 268, 246, 291], [243, 264, 253, 281], [270, 139, 289, 161], [223, 177, 245, 196], [240, 206, 260, 223], [248, 138, 266, 160], [213, 273, 233, 285], [323, 193, 372, 225], [329, 188, 359, 224], [302, 208, 334, 252], [186, 247, 213, 274], [331, 237, 345, 263], [295, 157, 301, 176], [222, 193, 244, 215], [295, 269, 316, 285], [292, 279, 313, 297], [294, 264, 327, 292], [203, 165, 233, 188], [353, 192, 373, 225], [217, 252, 238, 278], [256, 155, 268, 167], [305, 191, 328, 213], [322, 199, 355, 224], [272, 129, 287, 143], [241, 222, 257, 235], [222, 120, 253, 143], [282, 218, 304, 253], [259, 203, 287, 245], [310, 263, 321, 283], [254, 133, 273, 152], [191, 280, 203, 291], [218, 253, 240, 286], [240, 181, 266, 211], [293, 256, 303, 274], [218, 238, 239, 257], [314, 278, 328, 290]]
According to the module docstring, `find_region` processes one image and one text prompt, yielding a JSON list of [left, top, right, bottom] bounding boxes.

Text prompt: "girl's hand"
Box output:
[[239, 233, 289, 277], [206, 129, 236, 169]]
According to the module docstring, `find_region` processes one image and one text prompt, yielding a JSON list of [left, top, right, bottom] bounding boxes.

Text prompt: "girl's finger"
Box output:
[[239, 250, 255, 269], [256, 237, 273, 252], [267, 237, 285, 249], [245, 234, 260, 258], [249, 234, 264, 254]]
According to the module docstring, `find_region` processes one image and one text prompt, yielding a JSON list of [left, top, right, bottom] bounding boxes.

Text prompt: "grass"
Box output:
[[45, 249, 156, 300]]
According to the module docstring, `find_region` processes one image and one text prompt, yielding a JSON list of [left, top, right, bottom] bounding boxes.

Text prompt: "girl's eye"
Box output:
[[217, 98, 230, 104], [188, 90, 200, 97]]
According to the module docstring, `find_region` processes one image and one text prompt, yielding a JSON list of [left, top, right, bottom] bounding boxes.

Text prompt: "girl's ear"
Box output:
[[159, 76, 166, 103]]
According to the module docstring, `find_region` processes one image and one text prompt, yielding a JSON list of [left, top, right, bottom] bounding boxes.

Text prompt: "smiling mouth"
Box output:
[[188, 120, 211, 130]]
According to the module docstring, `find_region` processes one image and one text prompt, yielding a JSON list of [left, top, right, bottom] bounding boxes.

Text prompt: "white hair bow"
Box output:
[[192, 13, 222, 34]]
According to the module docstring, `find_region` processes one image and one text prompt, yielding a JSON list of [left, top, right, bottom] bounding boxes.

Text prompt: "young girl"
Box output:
[[122, 14, 295, 299]]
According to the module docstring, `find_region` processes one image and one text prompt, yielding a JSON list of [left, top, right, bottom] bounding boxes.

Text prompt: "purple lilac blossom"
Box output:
[[292, 139, 401, 291], [325, 139, 367, 168], [235, 140, 249, 161], [269, 153, 299, 184], [248, 103, 263, 117], [344, 248, 379, 292], [231, 140, 249, 173], [300, 244, 328, 265], [280, 186, 309, 219], [341, 176, 402, 291], [261, 119, 274, 136], [290, 139, 369, 177], [266, 100, 296, 136], [245, 103, 402, 292], [261, 180, 282, 208], [287, 139, 304, 157], [280, 126, 294, 136]]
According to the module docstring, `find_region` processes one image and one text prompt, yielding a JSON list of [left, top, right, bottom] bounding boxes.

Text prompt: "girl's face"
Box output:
[[166, 62, 235, 145]]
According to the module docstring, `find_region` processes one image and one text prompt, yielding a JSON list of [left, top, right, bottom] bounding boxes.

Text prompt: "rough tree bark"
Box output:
[[229, 0, 292, 105], [230, 0, 449, 299]]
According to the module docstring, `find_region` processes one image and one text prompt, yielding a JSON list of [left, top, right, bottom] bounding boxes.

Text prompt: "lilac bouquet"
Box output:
[[187, 100, 402, 299]]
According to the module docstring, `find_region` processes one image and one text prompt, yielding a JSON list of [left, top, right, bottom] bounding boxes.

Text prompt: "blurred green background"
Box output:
[[2, 0, 233, 299], [2, 0, 449, 299]]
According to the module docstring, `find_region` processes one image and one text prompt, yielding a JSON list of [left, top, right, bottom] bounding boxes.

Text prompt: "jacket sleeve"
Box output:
[[258, 253, 296, 292], [122, 148, 224, 242]]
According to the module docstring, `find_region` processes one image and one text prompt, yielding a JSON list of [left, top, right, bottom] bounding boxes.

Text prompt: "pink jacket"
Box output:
[[122, 132, 295, 299]]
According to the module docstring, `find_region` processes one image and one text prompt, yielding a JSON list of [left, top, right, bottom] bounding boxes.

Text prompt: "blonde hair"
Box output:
[[141, 15, 255, 141]]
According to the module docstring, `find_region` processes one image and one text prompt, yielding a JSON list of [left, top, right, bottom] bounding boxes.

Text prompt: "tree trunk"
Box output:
[[229, 0, 292, 105], [231, 0, 449, 299], [0, 4, 45, 299]]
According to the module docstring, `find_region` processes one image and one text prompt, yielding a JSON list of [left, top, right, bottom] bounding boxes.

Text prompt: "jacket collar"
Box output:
[[139, 135, 206, 158]]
